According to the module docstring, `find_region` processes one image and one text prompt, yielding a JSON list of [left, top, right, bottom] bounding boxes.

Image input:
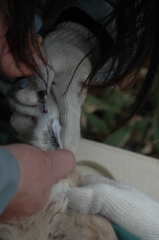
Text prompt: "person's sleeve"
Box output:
[[0, 146, 20, 215], [112, 223, 141, 240]]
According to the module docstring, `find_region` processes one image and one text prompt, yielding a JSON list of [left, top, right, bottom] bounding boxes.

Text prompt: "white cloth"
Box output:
[[8, 22, 98, 153], [68, 174, 159, 240], [8, 21, 159, 239]]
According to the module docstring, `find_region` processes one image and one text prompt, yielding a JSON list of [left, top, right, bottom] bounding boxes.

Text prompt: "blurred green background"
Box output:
[[81, 71, 159, 159]]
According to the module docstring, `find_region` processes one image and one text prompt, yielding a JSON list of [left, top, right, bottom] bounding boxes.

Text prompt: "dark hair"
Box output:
[[2, 0, 159, 127], [42, 0, 159, 128], [88, 0, 159, 125], [1, 0, 43, 76]]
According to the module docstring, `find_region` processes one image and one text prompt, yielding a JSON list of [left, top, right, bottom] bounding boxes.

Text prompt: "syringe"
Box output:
[[36, 76, 60, 148], [37, 89, 49, 120], [36, 75, 51, 129]]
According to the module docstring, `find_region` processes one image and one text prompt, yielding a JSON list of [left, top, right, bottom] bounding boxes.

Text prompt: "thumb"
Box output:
[[2, 144, 75, 220], [42, 148, 76, 182]]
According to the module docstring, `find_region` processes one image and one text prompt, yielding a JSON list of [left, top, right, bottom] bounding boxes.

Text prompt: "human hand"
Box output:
[[0, 144, 75, 221], [0, 6, 46, 78], [8, 76, 63, 151], [68, 174, 159, 240], [8, 22, 97, 153]]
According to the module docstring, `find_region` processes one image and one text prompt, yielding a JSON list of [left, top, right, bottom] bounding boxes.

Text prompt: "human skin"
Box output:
[[0, 3, 47, 78], [0, 2, 75, 222], [0, 144, 75, 221]]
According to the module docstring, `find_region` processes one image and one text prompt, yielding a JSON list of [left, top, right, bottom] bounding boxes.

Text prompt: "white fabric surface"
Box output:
[[68, 174, 159, 240]]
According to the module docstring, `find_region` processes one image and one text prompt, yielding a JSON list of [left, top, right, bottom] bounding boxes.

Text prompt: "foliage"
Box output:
[[81, 74, 159, 159]]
